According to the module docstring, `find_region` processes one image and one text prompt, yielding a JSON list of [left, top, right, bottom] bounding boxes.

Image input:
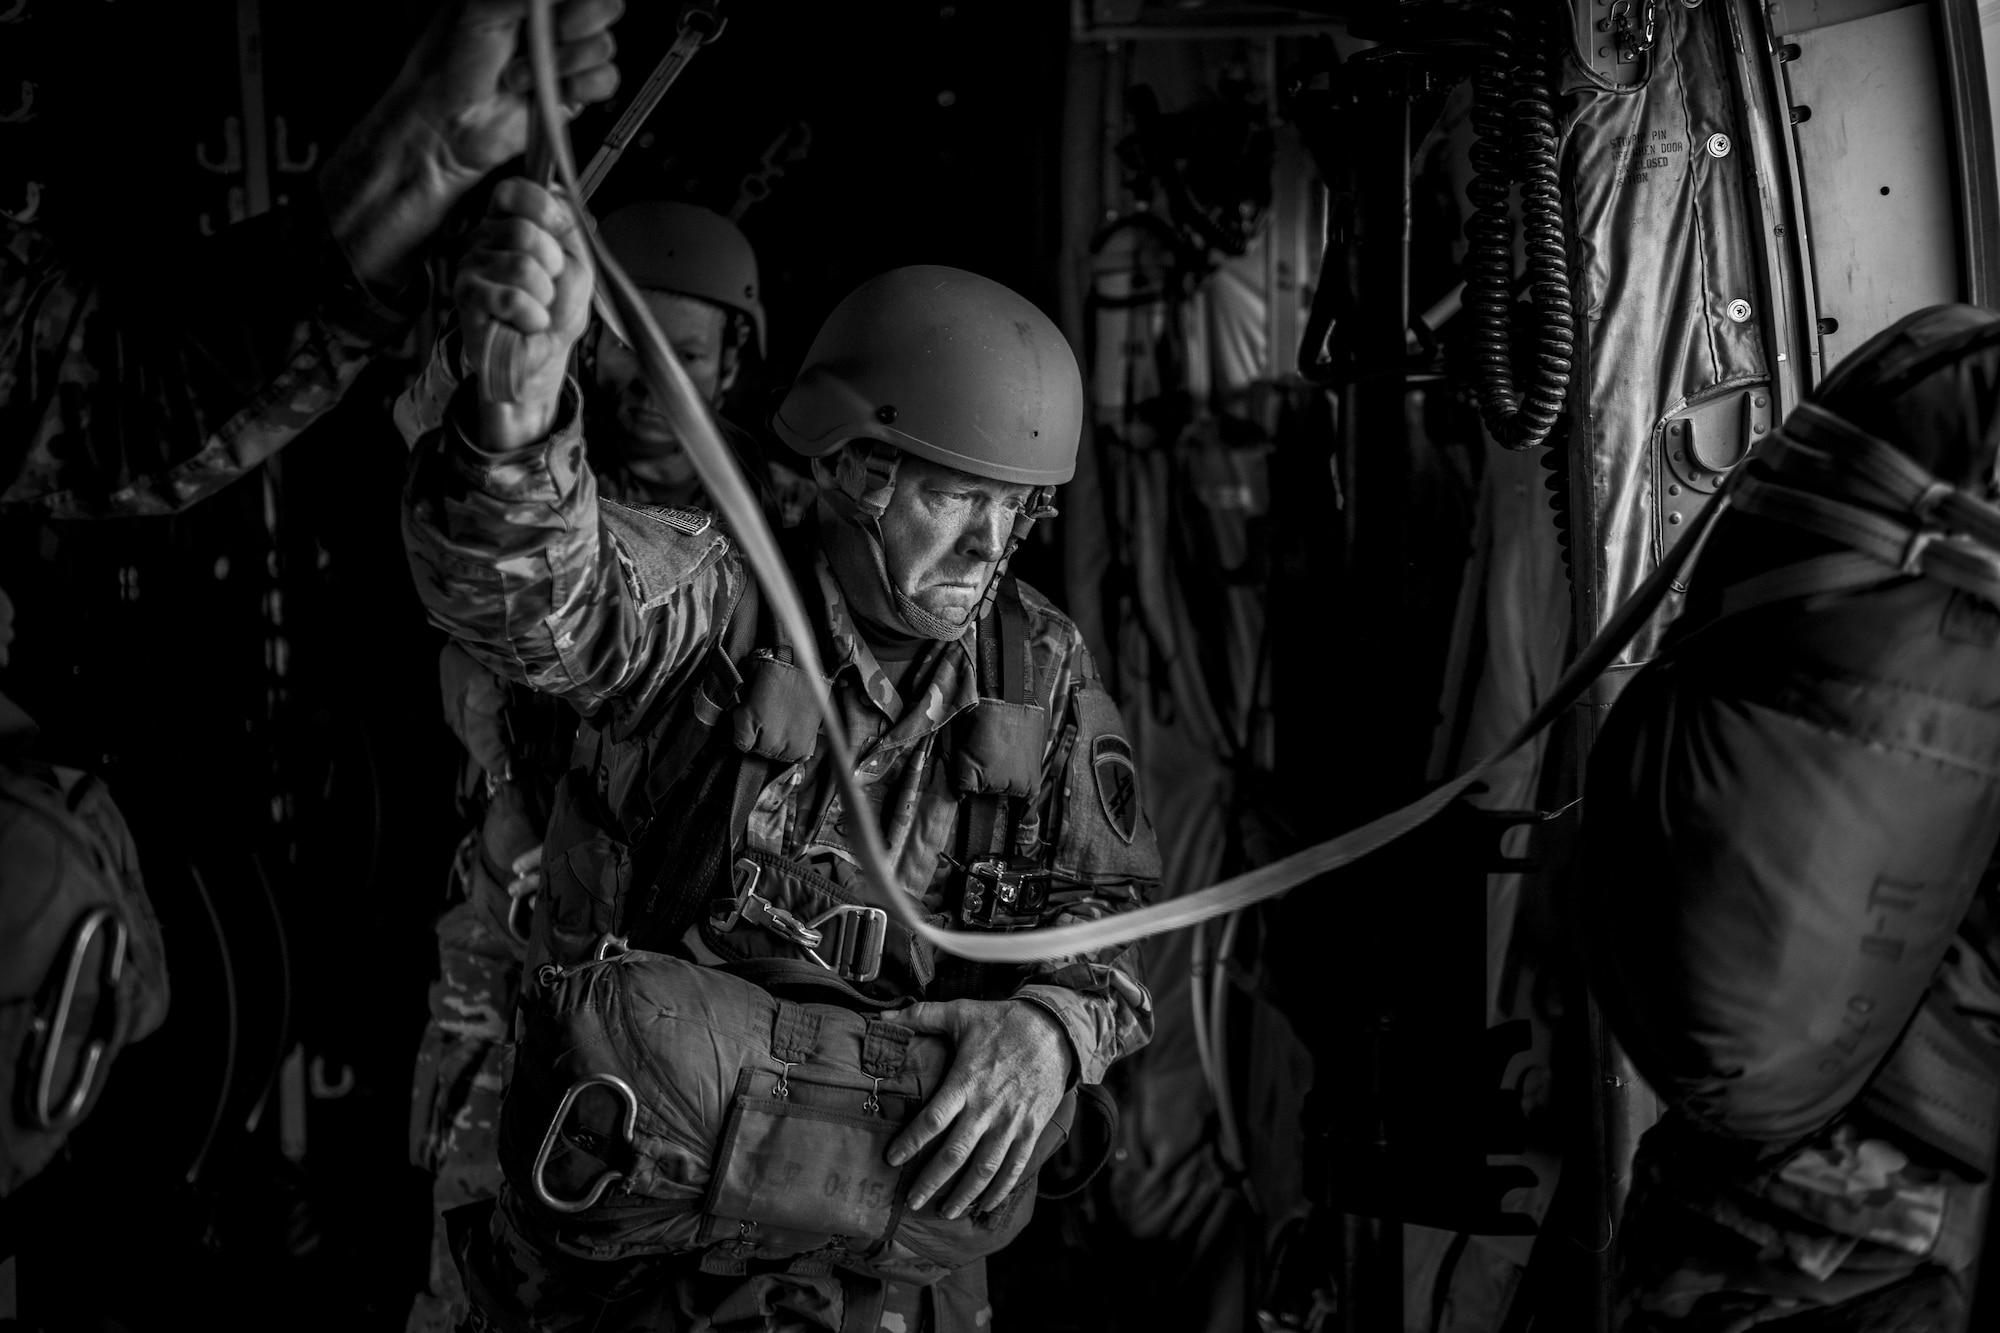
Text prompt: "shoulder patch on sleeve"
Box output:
[[1051, 679, 1160, 884], [599, 499, 728, 611], [1091, 734, 1140, 845]]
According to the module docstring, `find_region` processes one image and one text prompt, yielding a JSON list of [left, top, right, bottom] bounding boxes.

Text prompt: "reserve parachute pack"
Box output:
[[1576, 306, 2000, 1200], [474, 516, 1085, 1307], [453, 942, 1075, 1324], [0, 751, 169, 1196]]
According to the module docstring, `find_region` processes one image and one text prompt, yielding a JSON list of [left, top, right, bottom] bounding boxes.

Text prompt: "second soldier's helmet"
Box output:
[[771, 266, 1083, 486], [597, 202, 767, 356]]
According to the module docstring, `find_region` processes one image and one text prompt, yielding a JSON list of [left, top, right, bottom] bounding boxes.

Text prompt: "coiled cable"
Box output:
[[1540, 425, 1574, 573], [1465, 0, 1574, 450]]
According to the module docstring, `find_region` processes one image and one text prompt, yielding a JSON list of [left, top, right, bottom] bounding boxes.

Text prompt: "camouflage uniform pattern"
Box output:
[[402, 381, 1158, 1086], [1, 211, 413, 517], [402, 379, 1158, 1331], [408, 828, 526, 1333], [400, 351, 817, 1333], [1616, 1115, 1981, 1332], [1614, 920, 2000, 1333]]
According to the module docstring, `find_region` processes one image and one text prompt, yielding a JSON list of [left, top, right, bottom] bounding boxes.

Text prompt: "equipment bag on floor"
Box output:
[[479, 941, 1076, 1300], [1577, 305, 2000, 1193]]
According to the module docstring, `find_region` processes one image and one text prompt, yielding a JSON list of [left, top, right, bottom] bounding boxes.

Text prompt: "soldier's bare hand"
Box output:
[[323, 0, 622, 292], [886, 999, 1073, 1219], [456, 179, 593, 447], [399, 0, 624, 181]]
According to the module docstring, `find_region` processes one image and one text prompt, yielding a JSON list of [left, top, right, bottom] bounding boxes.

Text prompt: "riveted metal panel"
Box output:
[[1781, 4, 1962, 367], [1769, 0, 1922, 36]]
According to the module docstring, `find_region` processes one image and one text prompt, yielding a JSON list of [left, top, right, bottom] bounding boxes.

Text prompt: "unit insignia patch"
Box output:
[[1092, 735, 1139, 845]]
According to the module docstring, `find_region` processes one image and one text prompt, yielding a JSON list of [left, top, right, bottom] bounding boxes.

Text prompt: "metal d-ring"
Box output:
[[531, 1072, 641, 1214], [29, 905, 129, 1131]]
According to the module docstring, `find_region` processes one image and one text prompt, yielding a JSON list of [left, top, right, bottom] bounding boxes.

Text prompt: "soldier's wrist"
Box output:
[[1013, 997, 1078, 1088]]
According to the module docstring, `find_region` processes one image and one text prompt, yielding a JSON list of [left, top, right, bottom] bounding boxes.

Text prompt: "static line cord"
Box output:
[[514, 0, 1730, 964]]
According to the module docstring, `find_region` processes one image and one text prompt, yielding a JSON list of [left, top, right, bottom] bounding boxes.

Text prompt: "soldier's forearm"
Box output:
[[403, 382, 604, 696], [402, 382, 730, 716], [1, 212, 415, 518]]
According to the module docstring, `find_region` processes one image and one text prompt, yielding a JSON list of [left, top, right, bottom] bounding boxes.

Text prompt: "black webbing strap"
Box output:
[[998, 576, 1031, 707], [1717, 551, 1900, 621], [1766, 405, 2000, 550], [619, 577, 770, 951], [1727, 417, 2000, 614], [956, 577, 1028, 865], [720, 956, 903, 1011]]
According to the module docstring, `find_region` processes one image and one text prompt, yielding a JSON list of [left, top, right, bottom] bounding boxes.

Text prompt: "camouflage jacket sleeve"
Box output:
[[0, 208, 419, 518], [1013, 636, 1161, 1086], [401, 380, 738, 721]]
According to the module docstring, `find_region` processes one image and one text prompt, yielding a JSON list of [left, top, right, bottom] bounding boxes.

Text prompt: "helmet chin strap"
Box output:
[[965, 486, 1059, 621]]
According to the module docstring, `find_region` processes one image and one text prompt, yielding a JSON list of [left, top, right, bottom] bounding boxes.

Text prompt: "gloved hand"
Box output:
[[321, 0, 624, 296], [884, 998, 1074, 1219], [455, 179, 595, 449]]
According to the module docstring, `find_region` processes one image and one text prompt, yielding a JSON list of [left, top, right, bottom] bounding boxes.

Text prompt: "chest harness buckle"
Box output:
[[717, 857, 888, 984]]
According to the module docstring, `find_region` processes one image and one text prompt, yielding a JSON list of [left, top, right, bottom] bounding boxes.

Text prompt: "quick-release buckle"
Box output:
[[805, 904, 888, 984], [716, 857, 887, 984], [960, 857, 1054, 931], [532, 1072, 641, 1214]]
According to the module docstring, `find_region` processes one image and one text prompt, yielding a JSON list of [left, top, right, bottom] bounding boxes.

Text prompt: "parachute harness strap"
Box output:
[[1725, 402, 2000, 615]]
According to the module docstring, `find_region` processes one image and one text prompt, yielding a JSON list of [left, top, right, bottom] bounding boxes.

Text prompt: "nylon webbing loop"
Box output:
[[1769, 405, 2000, 552], [1731, 412, 2000, 612]]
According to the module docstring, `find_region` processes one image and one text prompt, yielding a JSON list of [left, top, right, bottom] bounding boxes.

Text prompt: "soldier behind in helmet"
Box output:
[[398, 201, 808, 1333], [396, 199, 814, 522], [403, 181, 1158, 1330]]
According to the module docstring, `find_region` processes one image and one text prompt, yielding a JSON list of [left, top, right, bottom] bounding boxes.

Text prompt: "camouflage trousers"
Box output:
[[409, 834, 525, 1333], [1614, 1114, 1984, 1333], [455, 1190, 991, 1333]]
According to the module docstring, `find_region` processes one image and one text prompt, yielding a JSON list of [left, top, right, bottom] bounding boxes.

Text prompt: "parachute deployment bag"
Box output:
[[1577, 312, 2000, 1193]]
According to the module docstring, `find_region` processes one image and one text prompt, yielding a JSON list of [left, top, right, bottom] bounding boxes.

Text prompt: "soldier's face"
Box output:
[[877, 457, 1033, 626], [591, 291, 736, 469]]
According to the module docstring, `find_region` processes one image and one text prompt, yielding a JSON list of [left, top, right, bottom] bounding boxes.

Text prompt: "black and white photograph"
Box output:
[[3, 0, 1999, 1329]]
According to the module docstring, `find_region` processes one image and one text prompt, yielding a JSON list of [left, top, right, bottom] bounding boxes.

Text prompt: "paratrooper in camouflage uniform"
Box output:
[[401, 179, 1159, 1330]]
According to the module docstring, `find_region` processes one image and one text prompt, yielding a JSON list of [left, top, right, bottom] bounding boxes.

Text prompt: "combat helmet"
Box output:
[[598, 202, 767, 355], [772, 265, 1082, 486]]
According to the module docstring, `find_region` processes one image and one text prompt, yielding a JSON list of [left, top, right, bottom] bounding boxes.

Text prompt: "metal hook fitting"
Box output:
[[531, 1072, 641, 1214], [28, 906, 129, 1131]]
